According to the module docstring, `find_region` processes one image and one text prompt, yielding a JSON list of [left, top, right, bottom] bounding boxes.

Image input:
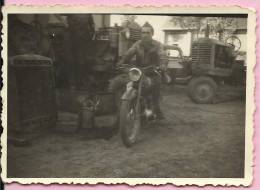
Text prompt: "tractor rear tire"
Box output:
[[188, 76, 217, 104]]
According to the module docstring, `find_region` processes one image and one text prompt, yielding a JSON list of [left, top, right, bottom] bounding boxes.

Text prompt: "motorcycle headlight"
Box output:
[[129, 68, 142, 81]]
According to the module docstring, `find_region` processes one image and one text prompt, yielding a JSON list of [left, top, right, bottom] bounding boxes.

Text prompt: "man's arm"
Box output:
[[157, 42, 168, 70], [118, 42, 138, 65]]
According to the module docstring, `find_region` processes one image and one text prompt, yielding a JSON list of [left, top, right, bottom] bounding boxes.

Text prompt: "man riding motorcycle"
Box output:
[[109, 22, 167, 119]]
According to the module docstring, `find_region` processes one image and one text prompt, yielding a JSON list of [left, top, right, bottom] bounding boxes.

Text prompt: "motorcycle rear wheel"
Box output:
[[119, 100, 141, 147]]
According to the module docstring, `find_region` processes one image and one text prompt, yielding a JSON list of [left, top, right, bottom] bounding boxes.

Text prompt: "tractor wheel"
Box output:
[[188, 76, 217, 104]]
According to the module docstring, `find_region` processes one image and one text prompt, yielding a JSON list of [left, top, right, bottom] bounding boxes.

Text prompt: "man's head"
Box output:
[[141, 22, 154, 43]]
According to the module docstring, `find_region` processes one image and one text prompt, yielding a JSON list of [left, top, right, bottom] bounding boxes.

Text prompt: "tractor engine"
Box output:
[[89, 22, 141, 92]]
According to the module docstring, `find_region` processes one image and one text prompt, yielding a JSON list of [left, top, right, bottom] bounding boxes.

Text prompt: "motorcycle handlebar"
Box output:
[[116, 64, 158, 71]]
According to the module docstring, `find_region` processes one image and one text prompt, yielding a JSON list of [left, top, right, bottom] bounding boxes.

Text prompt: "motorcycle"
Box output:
[[117, 64, 161, 147]]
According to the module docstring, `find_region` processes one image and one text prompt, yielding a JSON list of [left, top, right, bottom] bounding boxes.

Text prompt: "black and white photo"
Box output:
[[1, 6, 255, 186]]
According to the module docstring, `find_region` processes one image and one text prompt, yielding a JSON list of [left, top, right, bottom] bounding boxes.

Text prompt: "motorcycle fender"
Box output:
[[121, 83, 137, 100]]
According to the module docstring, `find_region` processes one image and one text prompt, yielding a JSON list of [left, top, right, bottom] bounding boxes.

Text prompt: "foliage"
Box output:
[[169, 16, 244, 35]]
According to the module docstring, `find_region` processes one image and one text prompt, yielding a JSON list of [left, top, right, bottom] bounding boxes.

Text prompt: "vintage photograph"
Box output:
[[1, 6, 255, 185]]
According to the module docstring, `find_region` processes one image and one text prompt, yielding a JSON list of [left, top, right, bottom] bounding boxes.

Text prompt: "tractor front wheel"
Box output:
[[188, 76, 217, 104]]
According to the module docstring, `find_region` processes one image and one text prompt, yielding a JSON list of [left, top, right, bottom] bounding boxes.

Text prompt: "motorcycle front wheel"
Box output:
[[119, 100, 141, 147]]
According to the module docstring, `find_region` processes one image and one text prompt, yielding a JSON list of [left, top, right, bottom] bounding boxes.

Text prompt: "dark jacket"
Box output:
[[119, 39, 167, 67]]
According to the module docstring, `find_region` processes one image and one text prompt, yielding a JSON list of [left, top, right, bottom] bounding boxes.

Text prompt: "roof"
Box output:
[[9, 54, 53, 66], [11, 54, 52, 61]]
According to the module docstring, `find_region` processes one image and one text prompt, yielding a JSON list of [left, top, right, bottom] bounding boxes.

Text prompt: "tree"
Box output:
[[169, 16, 245, 41], [169, 16, 203, 38]]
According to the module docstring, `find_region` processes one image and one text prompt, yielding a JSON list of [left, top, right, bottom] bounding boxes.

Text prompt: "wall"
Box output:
[[93, 15, 111, 30], [165, 30, 192, 56]]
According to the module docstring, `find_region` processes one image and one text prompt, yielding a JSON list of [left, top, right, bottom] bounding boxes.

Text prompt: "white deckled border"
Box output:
[[1, 5, 256, 186]]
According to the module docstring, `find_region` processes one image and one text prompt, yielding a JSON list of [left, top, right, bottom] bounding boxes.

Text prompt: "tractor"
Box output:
[[186, 36, 246, 104]]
